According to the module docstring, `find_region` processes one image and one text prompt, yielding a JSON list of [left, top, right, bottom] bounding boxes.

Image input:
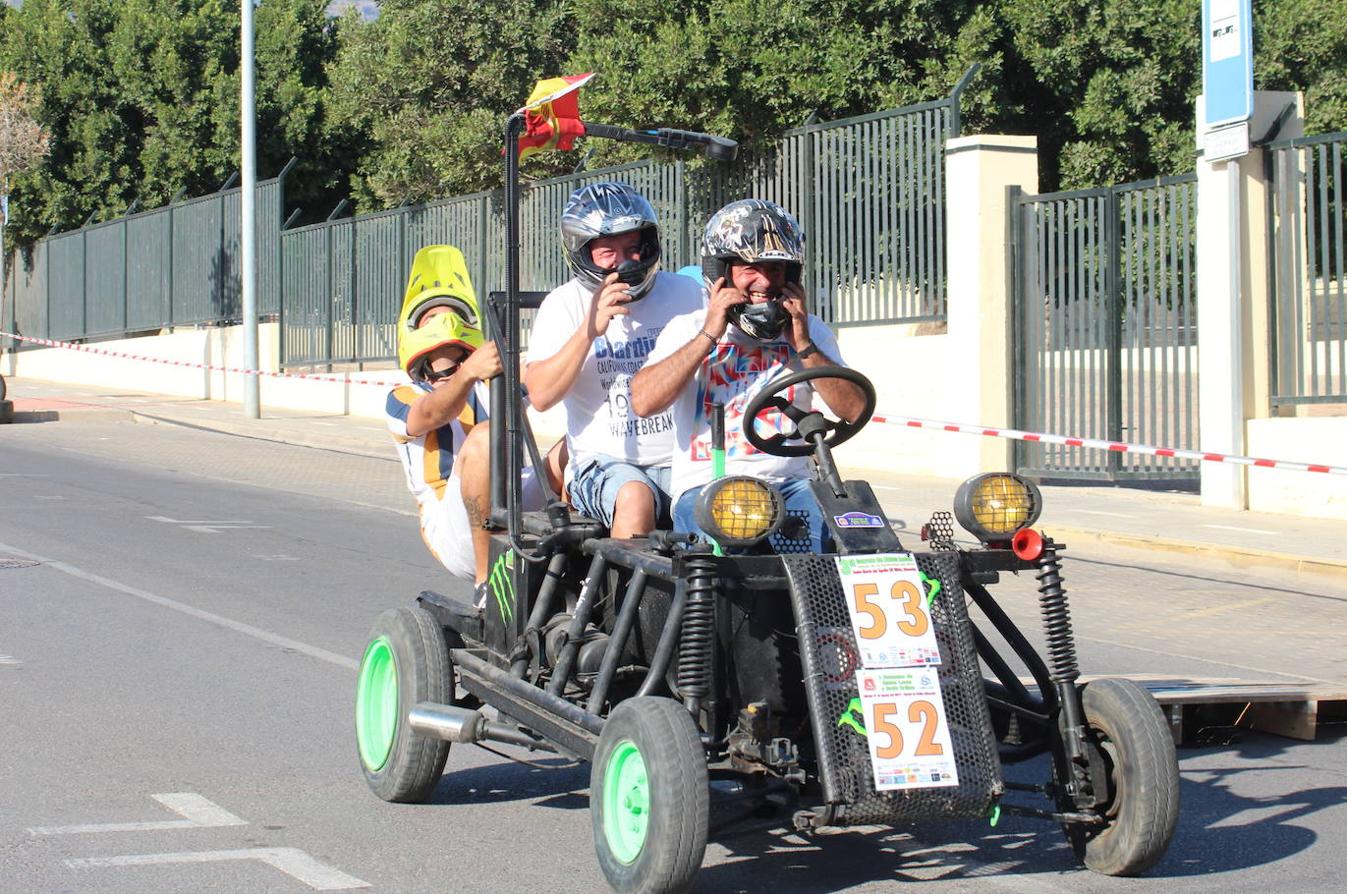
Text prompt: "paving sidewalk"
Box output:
[[5, 374, 1345, 579]]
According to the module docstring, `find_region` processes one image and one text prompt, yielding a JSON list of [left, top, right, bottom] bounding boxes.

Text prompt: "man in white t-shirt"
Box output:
[[631, 199, 867, 552], [524, 182, 704, 537]]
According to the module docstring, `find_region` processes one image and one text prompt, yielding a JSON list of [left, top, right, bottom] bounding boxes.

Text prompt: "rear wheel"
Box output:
[[591, 697, 709, 894], [1071, 678, 1180, 876], [355, 606, 453, 803]]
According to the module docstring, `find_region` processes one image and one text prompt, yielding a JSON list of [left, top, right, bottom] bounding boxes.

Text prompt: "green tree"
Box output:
[[0, 0, 343, 244], [326, 0, 574, 209]]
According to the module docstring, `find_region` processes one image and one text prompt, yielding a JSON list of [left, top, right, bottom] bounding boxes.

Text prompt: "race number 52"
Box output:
[[836, 554, 942, 668], [856, 668, 959, 790]]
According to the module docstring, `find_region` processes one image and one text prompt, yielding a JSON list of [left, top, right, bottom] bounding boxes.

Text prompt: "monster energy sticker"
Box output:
[[488, 549, 516, 624]]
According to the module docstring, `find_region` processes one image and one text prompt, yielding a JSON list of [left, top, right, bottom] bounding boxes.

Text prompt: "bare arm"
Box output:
[[630, 277, 746, 417], [406, 343, 501, 437], [523, 273, 631, 411], [780, 285, 866, 422]]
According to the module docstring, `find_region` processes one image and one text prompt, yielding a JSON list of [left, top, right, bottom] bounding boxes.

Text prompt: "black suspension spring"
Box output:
[[677, 553, 717, 705], [1035, 539, 1080, 683]]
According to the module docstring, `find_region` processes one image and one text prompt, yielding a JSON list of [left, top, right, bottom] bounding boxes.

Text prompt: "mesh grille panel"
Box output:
[[783, 552, 1002, 824]]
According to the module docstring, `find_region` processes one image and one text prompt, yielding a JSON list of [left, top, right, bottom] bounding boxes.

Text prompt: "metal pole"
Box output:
[[240, 0, 260, 417], [1226, 158, 1245, 499]]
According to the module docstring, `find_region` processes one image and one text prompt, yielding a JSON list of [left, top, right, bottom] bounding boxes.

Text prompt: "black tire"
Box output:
[[591, 697, 709, 894], [0, 372, 7, 401], [1072, 678, 1180, 876], [355, 606, 453, 803]]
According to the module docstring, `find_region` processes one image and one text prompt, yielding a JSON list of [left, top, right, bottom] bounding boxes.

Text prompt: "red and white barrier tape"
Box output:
[[6, 329, 1342, 477], [1, 330, 405, 388], [870, 413, 1347, 477]]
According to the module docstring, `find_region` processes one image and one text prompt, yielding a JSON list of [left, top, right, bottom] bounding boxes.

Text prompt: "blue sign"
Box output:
[[1202, 0, 1253, 129]]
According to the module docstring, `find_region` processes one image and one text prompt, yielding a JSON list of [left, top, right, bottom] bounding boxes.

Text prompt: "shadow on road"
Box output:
[[697, 731, 1344, 891]]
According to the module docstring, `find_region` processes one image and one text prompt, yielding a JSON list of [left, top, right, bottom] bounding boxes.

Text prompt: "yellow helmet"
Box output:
[[396, 245, 485, 381]]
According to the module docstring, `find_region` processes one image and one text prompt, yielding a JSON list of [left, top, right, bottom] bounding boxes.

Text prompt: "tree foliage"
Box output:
[[2, 0, 1346, 238], [0, 0, 344, 244], [0, 72, 51, 206]]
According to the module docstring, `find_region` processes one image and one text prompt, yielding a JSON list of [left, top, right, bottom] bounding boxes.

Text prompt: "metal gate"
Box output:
[[1012, 176, 1200, 481], [1268, 131, 1347, 406]]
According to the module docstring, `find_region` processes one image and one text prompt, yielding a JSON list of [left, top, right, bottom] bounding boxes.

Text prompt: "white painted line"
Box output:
[[29, 793, 246, 835], [147, 515, 271, 534], [0, 654, 22, 666], [1067, 509, 1135, 518], [1201, 523, 1279, 535], [66, 847, 369, 890], [0, 540, 358, 671], [254, 554, 302, 561]]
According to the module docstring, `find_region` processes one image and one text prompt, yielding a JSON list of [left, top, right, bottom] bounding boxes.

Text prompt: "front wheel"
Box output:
[[355, 606, 453, 803], [1071, 678, 1180, 876], [591, 697, 709, 894]]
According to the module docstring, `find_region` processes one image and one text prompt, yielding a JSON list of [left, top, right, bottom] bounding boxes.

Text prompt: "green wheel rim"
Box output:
[[602, 739, 650, 864], [355, 637, 398, 771]]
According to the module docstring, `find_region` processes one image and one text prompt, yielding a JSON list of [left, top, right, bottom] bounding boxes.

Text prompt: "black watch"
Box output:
[[797, 342, 819, 360]]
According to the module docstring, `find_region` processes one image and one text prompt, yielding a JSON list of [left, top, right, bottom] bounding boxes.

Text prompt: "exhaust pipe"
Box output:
[[408, 702, 557, 753]]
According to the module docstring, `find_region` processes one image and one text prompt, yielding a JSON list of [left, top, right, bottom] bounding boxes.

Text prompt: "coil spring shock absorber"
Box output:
[[1035, 538, 1093, 807], [678, 551, 717, 713], [1036, 539, 1079, 684]]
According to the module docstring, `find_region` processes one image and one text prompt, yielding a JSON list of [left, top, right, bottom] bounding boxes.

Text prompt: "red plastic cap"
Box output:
[[1012, 528, 1044, 562]]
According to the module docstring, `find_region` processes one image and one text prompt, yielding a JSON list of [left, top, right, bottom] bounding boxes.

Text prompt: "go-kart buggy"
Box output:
[[354, 113, 1180, 893]]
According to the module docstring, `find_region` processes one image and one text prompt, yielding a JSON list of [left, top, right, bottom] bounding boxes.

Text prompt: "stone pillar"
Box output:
[[943, 135, 1039, 474], [1195, 91, 1303, 509]]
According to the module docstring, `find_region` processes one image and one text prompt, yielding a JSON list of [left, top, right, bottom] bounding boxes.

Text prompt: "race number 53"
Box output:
[[836, 555, 942, 668], [851, 580, 929, 640]]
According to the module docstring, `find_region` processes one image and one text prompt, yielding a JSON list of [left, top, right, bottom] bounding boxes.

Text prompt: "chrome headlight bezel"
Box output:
[[694, 476, 786, 548], [952, 473, 1043, 543]]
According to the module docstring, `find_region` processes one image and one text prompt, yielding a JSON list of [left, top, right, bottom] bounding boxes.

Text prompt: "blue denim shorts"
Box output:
[[569, 455, 673, 528]]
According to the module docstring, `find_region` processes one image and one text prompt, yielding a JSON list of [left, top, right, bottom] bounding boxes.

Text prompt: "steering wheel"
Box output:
[[740, 365, 876, 458]]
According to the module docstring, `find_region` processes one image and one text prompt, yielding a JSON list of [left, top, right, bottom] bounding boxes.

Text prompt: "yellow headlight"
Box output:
[[953, 473, 1042, 541], [694, 477, 785, 547]]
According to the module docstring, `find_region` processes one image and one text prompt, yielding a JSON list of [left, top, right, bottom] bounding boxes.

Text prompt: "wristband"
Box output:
[[699, 329, 718, 346], [797, 342, 819, 360]]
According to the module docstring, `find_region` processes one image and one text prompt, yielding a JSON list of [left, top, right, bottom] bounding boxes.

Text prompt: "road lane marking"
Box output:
[[0, 654, 22, 666], [1201, 523, 1279, 535], [66, 847, 369, 890], [147, 515, 272, 534], [0, 540, 358, 671], [1174, 596, 1277, 620], [29, 793, 246, 835]]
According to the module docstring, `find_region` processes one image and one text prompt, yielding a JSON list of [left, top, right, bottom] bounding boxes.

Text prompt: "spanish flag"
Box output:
[[516, 73, 595, 161]]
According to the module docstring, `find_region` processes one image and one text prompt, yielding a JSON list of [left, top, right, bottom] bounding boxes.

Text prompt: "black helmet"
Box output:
[[700, 199, 805, 340], [560, 182, 662, 298]]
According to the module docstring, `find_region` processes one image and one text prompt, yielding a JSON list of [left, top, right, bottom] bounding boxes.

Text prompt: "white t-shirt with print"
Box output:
[[527, 271, 705, 476], [646, 310, 847, 503]]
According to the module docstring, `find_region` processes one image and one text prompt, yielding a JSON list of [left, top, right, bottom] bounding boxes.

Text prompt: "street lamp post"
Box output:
[[240, 0, 259, 418]]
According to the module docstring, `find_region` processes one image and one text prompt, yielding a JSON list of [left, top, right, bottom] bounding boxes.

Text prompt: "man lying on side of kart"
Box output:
[[630, 199, 867, 552]]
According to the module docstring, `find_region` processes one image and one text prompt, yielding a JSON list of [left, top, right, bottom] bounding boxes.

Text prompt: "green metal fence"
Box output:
[[1268, 131, 1347, 405], [1012, 175, 1200, 481], [279, 77, 972, 369], [4, 79, 970, 369], [2, 163, 292, 347]]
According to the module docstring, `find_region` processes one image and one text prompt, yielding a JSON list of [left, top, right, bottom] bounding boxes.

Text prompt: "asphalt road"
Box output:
[[2, 416, 1344, 893]]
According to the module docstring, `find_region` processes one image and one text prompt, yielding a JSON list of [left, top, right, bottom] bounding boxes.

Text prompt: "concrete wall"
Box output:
[[1247, 417, 1347, 519]]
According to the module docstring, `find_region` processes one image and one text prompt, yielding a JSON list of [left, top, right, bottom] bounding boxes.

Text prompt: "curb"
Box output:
[[9, 406, 132, 424], [1043, 524, 1347, 581]]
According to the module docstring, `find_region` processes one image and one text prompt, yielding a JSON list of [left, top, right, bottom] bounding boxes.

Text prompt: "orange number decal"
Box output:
[[873, 702, 905, 759], [910, 700, 944, 756], [891, 579, 929, 637], [852, 582, 885, 640]]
